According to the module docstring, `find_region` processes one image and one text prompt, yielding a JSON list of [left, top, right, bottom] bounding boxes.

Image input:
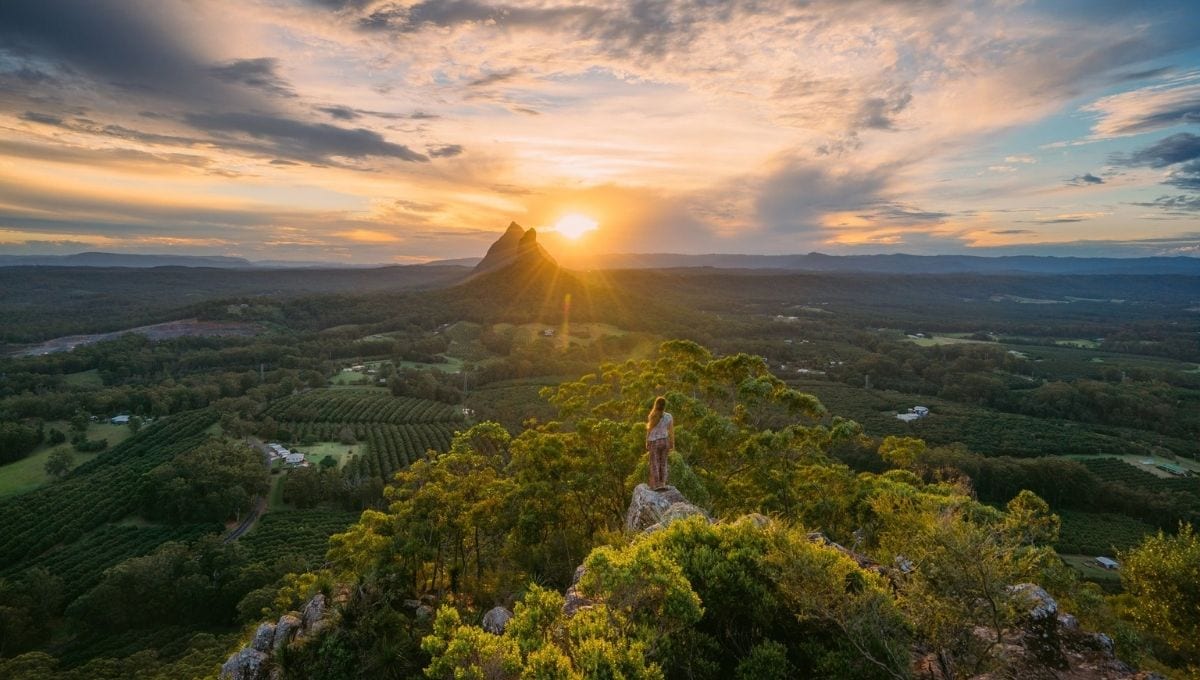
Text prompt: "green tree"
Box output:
[[139, 438, 268, 523], [878, 435, 925, 470], [1002, 490, 1060, 547], [44, 449, 75, 480], [1120, 523, 1200, 665]]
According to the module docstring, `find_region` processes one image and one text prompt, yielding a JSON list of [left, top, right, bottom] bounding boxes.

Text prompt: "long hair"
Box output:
[[646, 396, 667, 431]]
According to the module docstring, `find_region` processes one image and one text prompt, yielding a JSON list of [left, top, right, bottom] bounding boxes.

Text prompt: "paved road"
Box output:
[[223, 437, 272, 543]]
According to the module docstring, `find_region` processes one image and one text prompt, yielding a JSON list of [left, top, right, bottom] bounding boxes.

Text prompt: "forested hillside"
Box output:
[[211, 342, 1197, 680], [1, 260, 1198, 678]]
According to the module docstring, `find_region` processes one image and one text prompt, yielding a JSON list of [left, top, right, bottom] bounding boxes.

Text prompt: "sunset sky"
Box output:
[[2, 0, 1200, 263]]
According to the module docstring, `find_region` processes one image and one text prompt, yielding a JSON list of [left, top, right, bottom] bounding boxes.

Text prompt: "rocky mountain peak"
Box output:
[[471, 221, 557, 276]]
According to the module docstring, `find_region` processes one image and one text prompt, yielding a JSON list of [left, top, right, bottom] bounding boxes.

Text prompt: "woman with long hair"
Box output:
[[645, 396, 674, 490]]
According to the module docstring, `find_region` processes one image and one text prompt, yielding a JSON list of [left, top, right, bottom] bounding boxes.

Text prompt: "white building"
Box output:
[[110, 415, 130, 425], [896, 413, 920, 422], [1096, 556, 1119, 570], [912, 406, 930, 417], [285, 452, 306, 466]]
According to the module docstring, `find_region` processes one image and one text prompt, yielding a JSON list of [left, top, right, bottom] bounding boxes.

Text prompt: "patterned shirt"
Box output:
[[647, 412, 673, 441]]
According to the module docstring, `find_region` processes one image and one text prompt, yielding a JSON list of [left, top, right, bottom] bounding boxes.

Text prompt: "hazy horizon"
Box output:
[[3, 0, 1200, 264]]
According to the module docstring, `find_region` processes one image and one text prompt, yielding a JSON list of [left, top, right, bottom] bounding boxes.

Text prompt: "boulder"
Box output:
[[250, 622, 276, 653], [273, 614, 302, 653], [1008, 583, 1066, 669], [563, 565, 594, 617], [625, 484, 708, 532], [301, 594, 327, 629], [1057, 613, 1079, 632], [220, 648, 269, 680], [482, 606, 514, 634]]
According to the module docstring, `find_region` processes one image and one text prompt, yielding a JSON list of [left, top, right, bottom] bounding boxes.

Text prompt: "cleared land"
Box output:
[[0, 421, 132, 497]]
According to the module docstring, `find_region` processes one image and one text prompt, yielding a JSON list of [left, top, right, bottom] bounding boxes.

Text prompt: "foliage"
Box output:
[[139, 438, 269, 523], [43, 449, 74, 480], [1119, 524, 1200, 666]]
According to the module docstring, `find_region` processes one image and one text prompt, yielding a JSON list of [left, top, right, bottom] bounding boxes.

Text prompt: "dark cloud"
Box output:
[[19, 110, 63, 126], [209, 58, 296, 98], [1109, 66, 1174, 82], [1096, 95, 1200, 137], [0, 0, 258, 108], [468, 69, 521, 88], [856, 88, 912, 130], [1117, 132, 1200, 168], [359, 0, 737, 57], [1114, 133, 1200, 199], [1031, 217, 1087, 224], [868, 205, 950, 223], [183, 111, 429, 163], [0, 138, 214, 170], [816, 133, 862, 156], [755, 159, 891, 233], [1165, 160, 1200, 190], [1066, 172, 1104, 186], [305, 0, 375, 9], [992, 229, 1034, 235], [318, 105, 360, 121], [1132, 194, 1200, 213], [428, 144, 464, 158], [360, 0, 592, 32], [316, 105, 437, 122]]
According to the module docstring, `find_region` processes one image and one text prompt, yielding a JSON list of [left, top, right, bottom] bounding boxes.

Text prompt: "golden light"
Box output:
[[552, 213, 599, 240]]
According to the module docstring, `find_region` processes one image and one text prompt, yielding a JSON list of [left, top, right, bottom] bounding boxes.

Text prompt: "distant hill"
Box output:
[[0, 252, 387, 269], [574, 252, 1200, 275], [3, 246, 1198, 275]]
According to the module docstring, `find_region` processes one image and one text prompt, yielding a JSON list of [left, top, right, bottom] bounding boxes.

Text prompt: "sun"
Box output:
[[552, 213, 599, 240]]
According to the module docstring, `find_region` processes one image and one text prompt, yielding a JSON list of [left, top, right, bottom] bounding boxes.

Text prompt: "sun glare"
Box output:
[[552, 213, 599, 240]]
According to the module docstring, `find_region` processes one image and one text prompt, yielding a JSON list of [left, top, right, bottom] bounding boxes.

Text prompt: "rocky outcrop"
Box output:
[[482, 606, 514, 634], [563, 565, 594, 617], [220, 593, 337, 680], [624, 484, 710, 532], [471, 222, 557, 276], [940, 584, 1161, 680]]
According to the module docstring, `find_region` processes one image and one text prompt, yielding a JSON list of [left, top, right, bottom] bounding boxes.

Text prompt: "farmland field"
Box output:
[[1076, 457, 1200, 497], [0, 410, 217, 571], [240, 509, 360, 570], [1055, 509, 1157, 556], [265, 388, 462, 424], [266, 388, 463, 484], [0, 421, 133, 498]]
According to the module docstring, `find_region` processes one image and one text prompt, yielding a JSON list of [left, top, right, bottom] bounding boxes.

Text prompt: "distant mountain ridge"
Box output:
[[0, 252, 385, 269], [3, 246, 1198, 275], [573, 252, 1200, 275]]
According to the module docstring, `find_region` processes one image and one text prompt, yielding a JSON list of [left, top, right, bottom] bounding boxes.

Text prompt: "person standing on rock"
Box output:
[[645, 396, 674, 490]]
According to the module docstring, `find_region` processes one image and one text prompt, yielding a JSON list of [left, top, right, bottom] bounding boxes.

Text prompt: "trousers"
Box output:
[[647, 438, 669, 489]]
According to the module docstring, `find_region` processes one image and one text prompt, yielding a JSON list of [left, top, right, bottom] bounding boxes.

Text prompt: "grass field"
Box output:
[[267, 473, 287, 510], [1059, 553, 1123, 589], [907, 335, 988, 347], [300, 441, 360, 468], [1066, 453, 1200, 478], [63, 369, 103, 386], [0, 422, 133, 497]]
